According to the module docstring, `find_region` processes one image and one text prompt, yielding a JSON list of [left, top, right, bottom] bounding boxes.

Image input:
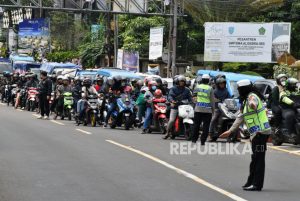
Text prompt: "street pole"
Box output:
[[167, 0, 173, 78], [171, 0, 178, 76], [114, 14, 118, 68]]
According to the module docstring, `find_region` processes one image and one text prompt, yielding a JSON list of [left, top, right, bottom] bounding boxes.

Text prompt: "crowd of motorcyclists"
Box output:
[[1, 70, 300, 146]]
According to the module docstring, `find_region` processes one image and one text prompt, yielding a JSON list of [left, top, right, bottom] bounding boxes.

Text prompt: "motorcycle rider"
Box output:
[[269, 74, 288, 130], [104, 76, 123, 127], [163, 75, 193, 139], [155, 77, 167, 96], [53, 75, 64, 119], [220, 79, 271, 191], [55, 76, 72, 120], [279, 77, 300, 140], [141, 81, 157, 134], [208, 76, 231, 142], [136, 86, 148, 127], [72, 76, 82, 114], [95, 76, 105, 93], [191, 74, 215, 145]]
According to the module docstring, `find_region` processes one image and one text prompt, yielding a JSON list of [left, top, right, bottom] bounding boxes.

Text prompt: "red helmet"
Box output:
[[148, 81, 157, 89], [154, 89, 162, 97]]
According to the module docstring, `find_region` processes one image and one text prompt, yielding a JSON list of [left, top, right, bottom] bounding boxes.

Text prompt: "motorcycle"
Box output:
[[62, 92, 73, 120], [85, 94, 100, 127], [26, 87, 39, 111], [10, 85, 18, 107], [270, 108, 300, 146], [171, 100, 194, 140], [109, 95, 135, 130], [214, 99, 240, 142], [151, 97, 168, 134]]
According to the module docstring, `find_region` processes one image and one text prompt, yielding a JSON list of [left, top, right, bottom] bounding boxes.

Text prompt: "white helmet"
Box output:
[[62, 76, 69, 81], [57, 75, 64, 80], [202, 74, 210, 80]]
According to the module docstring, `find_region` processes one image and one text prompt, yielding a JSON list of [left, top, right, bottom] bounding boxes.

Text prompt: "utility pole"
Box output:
[[114, 14, 118, 68], [171, 0, 178, 76]]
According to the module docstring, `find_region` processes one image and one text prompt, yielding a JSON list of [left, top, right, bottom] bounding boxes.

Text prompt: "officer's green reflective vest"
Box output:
[[243, 93, 271, 135], [196, 84, 212, 108]]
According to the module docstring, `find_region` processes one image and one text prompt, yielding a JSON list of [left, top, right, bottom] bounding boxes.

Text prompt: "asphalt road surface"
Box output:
[[0, 103, 299, 201]]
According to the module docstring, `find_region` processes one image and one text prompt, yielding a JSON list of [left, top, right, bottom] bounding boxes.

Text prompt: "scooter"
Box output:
[[213, 99, 240, 142], [152, 97, 168, 134], [62, 92, 73, 120], [109, 95, 135, 130], [26, 87, 39, 111], [86, 94, 100, 127], [171, 100, 194, 140]]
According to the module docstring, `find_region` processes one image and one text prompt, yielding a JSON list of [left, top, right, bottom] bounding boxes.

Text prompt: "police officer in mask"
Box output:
[[221, 79, 271, 191]]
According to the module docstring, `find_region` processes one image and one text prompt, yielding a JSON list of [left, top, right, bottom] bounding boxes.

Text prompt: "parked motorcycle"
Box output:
[[171, 100, 194, 140], [26, 87, 39, 111], [62, 92, 73, 120]]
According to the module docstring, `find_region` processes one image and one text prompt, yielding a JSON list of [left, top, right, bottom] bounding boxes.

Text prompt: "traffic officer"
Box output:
[[191, 74, 215, 145], [220, 79, 271, 191]]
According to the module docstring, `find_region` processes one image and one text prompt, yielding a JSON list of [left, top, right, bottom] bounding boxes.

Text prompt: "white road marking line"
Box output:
[[268, 145, 300, 156], [0, 103, 5, 106], [106, 140, 247, 201], [289, 150, 300, 154], [50, 120, 65, 126], [76, 129, 92, 135]]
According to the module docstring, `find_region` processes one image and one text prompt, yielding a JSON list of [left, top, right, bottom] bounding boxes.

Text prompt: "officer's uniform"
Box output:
[[229, 92, 271, 190], [192, 83, 215, 144]]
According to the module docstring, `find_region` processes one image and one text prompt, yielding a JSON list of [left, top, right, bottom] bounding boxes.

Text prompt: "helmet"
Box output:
[[13, 73, 19, 78], [154, 89, 162, 97], [155, 77, 162, 85], [124, 86, 132, 93], [96, 76, 104, 82], [148, 80, 157, 90], [276, 74, 288, 86], [144, 76, 153, 86], [186, 66, 191, 72], [177, 75, 186, 83], [136, 80, 144, 87], [286, 78, 298, 91], [107, 77, 114, 86], [163, 80, 168, 87], [74, 76, 80, 81], [83, 78, 92, 86], [237, 79, 253, 97], [57, 75, 64, 80], [173, 75, 179, 85], [216, 77, 226, 85], [201, 74, 210, 84], [62, 76, 69, 81]]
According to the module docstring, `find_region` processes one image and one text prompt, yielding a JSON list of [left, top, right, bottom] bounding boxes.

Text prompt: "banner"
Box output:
[[149, 27, 164, 60], [122, 51, 139, 72], [204, 22, 291, 63], [117, 49, 124, 69], [18, 18, 50, 53]]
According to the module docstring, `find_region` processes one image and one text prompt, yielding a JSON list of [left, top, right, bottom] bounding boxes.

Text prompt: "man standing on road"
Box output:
[[38, 71, 52, 120], [221, 79, 271, 191]]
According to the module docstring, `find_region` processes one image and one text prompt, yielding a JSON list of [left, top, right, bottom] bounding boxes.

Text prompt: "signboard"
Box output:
[[18, 18, 50, 53], [149, 27, 164, 60], [122, 51, 139, 72], [204, 22, 291, 63], [117, 49, 124, 69]]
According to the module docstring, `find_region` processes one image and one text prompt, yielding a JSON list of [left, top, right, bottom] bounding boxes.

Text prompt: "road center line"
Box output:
[[106, 140, 247, 201], [76, 129, 92, 135], [51, 120, 65, 126]]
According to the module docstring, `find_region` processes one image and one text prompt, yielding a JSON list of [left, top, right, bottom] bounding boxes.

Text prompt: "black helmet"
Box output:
[[96, 76, 104, 82], [155, 77, 162, 85], [286, 78, 298, 92], [83, 78, 92, 86], [276, 74, 288, 86], [237, 79, 253, 98]]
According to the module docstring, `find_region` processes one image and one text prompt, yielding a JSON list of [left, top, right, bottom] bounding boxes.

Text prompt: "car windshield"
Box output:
[[229, 81, 239, 98], [0, 62, 12, 73]]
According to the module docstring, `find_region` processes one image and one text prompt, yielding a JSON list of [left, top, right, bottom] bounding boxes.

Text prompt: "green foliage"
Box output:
[[240, 71, 262, 76], [273, 64, 297, 79], [46, 51, 79, 63], [118, 15, 167, 56]]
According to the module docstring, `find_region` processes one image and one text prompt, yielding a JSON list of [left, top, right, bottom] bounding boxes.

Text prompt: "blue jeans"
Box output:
[[143, 107, 152, 129]]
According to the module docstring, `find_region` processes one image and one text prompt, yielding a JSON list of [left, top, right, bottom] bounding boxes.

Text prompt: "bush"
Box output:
[[240, 71, 262, 76], [46, 51, 79, 63]]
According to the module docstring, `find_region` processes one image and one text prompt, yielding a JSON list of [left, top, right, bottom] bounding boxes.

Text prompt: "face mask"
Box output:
[[152, 86, 157, 91]]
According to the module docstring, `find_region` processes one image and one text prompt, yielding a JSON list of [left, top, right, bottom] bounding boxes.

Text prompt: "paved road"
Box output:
[[0, 103, 299, 201]]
